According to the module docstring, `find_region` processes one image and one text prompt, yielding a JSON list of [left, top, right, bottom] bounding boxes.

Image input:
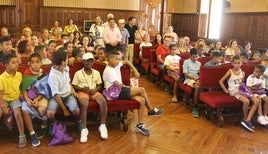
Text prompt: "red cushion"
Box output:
[[141, 62, 150, 70], [163, 74, 174, 84], [133, 57, 141, 65], [199, 91, 241, 108], [179, 82, 193, 94], [87, 99, 140, 112], [151, 67, 159, 76]]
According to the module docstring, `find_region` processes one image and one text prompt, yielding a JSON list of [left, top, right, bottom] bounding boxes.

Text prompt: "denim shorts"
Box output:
[[2, 99, 21, 110], [21, 98, 48, 120], [48, 95, 79, 112]]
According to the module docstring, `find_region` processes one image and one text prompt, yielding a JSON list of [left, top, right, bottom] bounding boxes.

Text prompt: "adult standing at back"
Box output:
[[124, 17, 137, 63], [103, 18, 122, 52], [63, 18, 79, 35], [89, 16, 105, 46]]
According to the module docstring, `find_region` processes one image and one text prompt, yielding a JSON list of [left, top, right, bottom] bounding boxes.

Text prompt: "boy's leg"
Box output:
[[131, 95, 149, 136], [239, 96, 250, 120], [169, 74, 179, 102], [262, 96, 268, 116], [64, 95, 80, 120], [94, 93, 108, 139], [11, 100, 26, 147], [47, 98, 59, 122], [240, 96, 255, 132], [78, 97, 89, 129], [247, 96, 259, 121], [131, 96, 145, 123], [65, 95, 81, 132], [130, 87, 153, 110], [94, 93, 107, 124], [193, 83, 200, 106]]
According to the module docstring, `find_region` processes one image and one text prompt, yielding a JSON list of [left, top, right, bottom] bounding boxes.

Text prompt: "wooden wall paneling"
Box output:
[[0, 6, 16, 27], [39, 7, 142, 32], [17, 0, 39, 30], [171, 13, 198, 41], [220, 13, 268, 49]]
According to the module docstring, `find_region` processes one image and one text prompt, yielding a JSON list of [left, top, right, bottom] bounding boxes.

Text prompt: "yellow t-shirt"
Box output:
[[0, 71, 22, 101]]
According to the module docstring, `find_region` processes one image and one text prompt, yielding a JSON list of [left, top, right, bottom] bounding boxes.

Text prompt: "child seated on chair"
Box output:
[[34, 45, 52, 65], [47, 48, 81, 135], [246, 64, 268, 125], [96, 47, 108, 64], [204, 51, 223, 67], [103, 51, 164, 136], [164, 44, 181, 102], [183, 48, 201, 118], [21, 53, 49, 147], [0, 54, 26, 147], [72, 52, 108, 143], [219, 55, 259, 132]]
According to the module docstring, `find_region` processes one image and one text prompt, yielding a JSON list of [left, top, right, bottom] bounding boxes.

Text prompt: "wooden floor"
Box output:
[[1, 76, 268, 154]]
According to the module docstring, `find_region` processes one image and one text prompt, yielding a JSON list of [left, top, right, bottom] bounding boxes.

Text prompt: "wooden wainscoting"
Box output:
[[0, 6, 16, 31], [220, 12, 268, 49], [39, 7, 143, 32], [170, 13, 199, 42]]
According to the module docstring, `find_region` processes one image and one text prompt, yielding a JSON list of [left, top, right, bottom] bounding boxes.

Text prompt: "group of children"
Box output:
[[0, 44, 164, 148]]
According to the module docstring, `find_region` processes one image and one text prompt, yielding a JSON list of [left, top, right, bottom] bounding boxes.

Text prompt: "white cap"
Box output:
[[82, 52, 94, 60], [118, 19, 125, 24]]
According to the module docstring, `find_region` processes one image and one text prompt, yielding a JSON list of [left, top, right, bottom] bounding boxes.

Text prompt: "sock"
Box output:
[[41, 124, 47, 129], [100, 124, 106, 127], [137, 123, 143, 126], [30, 131, 35, 135]]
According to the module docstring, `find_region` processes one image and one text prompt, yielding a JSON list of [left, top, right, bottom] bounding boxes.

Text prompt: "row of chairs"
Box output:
[[132, 43, 261, 127]]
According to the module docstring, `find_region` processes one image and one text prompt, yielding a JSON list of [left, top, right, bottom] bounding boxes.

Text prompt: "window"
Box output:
[[198, 0, 224, 39]]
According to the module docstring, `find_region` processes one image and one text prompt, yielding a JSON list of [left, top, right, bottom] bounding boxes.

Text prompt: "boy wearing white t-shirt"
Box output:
[[103, 51, 164, 136]]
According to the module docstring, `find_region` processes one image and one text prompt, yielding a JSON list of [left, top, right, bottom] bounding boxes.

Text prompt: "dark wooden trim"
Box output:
[[39, 6, 143, 12], [225, 12, 268, 15]]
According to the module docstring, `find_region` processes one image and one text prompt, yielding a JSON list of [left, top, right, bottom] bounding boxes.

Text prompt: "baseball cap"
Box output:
[[82, 52, 94, 60]]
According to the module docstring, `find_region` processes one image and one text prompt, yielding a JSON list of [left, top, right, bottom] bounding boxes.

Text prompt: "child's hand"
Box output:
[[71, 90, 78, 97], [25, 98, 34, 106], [2, 107, 10, 116], [89, 89, 97, 95], [63, 110, 71, 116]]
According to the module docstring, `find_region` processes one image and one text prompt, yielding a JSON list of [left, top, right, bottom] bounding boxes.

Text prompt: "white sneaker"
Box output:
[[98, 125, 108, 140], [80, 128, 89, 143], [264, 116, 268, 122], [257, 116, 268, 125]]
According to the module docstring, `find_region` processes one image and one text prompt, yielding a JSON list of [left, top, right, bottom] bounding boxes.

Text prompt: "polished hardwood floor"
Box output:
[[1, 76, 268, 154]]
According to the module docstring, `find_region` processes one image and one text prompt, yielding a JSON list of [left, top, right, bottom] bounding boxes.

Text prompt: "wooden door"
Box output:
[[141, 0, 162, 36]]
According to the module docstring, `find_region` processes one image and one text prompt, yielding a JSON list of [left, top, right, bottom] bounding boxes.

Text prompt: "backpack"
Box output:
[[48, 120, 74, 146]]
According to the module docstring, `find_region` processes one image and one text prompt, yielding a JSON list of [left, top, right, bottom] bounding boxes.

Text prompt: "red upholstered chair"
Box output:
[[199, 63, 242, 127], [17, 64, 28, 74], [42, 65, 52, 74], [0, 64, 5, 74], [133, 43, 141, 69], [198, 56, 211, 66], [149, 49, 161, 84], [69, 62, 84, 80], [141, 46, 156, 75], [20, 57, 29, 65]]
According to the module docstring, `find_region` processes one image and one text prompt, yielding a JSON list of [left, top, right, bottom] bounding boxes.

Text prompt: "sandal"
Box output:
[[171, 97, 178, 103], [19, 134, 27, 148]]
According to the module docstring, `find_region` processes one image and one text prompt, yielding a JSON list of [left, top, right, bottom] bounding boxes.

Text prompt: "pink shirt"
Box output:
[[103, 26, 122, 44]]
